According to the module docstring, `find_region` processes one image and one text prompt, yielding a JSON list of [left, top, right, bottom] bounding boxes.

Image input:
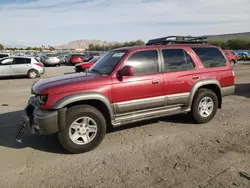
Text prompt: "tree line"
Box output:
[[1, 39, 250, 51], [88, 40, 146, 51], [208, 39, 250, 50], [88, 39, 250, 51], [0, 45, 55, 51]]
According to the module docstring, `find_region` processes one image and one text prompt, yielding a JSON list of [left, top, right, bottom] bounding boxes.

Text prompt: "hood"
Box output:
[[32, 72, 108, 94]]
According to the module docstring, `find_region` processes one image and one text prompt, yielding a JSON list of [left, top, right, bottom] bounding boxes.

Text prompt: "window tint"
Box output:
[[14, 58, 31, 64], [0, 58, 13, 65], [162, 49, 186, 72], [0, 54, 9, 58], [192, 47, 227, 68], [184, 51, 195, 70], [125, 50, 159, 75]]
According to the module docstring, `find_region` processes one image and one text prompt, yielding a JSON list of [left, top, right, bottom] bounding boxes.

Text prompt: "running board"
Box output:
[[112, 106, 191, 127]]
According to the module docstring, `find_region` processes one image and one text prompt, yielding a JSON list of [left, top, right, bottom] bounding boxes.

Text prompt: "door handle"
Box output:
[[192, 76, 199, 80], [152, 80, 160, 84]]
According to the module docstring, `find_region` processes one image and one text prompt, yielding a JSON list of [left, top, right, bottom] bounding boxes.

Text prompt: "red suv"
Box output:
[[223, 50, 238, 67], [18, 36, 235, 154]]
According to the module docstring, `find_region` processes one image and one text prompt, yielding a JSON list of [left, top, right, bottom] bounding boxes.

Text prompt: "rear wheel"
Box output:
[[27, 69, 39, 79], [58, 105, 107, 154], [191, 88, 218, 124]]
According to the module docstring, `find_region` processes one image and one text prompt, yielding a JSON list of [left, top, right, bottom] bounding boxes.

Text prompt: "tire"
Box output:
[[27, 69, 39, 79], [58, 105, 107, 154], [191, 88, 218, 124], [230, 60, 235, 67]]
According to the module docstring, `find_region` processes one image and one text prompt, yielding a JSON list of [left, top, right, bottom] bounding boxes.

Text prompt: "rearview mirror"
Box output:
[[120, 65, 134, 76]]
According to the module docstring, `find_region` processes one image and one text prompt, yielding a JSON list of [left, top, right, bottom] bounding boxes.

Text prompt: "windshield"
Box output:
[[89, 50, 127, 74]]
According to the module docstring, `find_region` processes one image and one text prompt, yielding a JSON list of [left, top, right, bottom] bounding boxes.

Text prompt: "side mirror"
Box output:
[[120, 65, 134, 76]]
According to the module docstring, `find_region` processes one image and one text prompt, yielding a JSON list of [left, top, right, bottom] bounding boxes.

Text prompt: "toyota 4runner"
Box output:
[[19, 36, 235, 154]]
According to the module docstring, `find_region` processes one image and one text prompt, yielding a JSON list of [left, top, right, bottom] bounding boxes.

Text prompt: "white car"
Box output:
[[0, 56, 45, 78], [0, 53, 10, 59], [43, 54, 61, 66]]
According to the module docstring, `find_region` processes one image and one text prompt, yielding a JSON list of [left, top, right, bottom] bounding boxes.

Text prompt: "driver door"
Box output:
[[112, 49, 164, 115]]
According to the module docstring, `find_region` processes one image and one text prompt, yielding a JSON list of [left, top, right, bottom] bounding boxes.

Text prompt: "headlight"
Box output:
[[35, 95, 48, 106]]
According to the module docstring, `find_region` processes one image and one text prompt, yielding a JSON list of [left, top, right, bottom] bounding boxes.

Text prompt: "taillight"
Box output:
[[35, 63, 43, 67]]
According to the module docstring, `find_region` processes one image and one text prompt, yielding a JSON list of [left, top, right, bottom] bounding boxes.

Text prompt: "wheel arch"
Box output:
[[52, 92, 115, 124], [189, 80, 222, 109]]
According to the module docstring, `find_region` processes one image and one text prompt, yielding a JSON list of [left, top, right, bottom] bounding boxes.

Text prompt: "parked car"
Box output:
[[20, 36, 235, 154], [43, 53, 61, 66], [0, 56, 44, 78], [0, 53, 10, 59], [75, 57, 100, 72], [68, 53, 94, 65], [236, 52, 250, 61], [58, 52, 70, 64], [223, 50, 238, 67]]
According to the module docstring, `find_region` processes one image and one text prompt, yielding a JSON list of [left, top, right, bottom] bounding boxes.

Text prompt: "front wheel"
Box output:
[[191, 88, 218, 124], [58, 105, 107, 154]]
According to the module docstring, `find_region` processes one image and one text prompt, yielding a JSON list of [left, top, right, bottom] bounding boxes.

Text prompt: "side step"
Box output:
[[112, 106, 191, 127]]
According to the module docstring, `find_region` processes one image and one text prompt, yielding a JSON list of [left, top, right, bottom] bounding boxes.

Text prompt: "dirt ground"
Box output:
[[0, 63, 250, 188]]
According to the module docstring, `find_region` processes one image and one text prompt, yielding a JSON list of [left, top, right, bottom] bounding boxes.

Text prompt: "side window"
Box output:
[[14, 58, 31, 64], [192, 47, 227, 68], [125, 50, 159, 75], [0, 54, 9, 59], [184, 51, 195, 70], [0, 58, 14, 65], [162, 49, 186, 72]]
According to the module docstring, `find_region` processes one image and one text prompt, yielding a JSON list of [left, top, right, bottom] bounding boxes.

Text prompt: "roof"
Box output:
[[113, 44, 218, 52]]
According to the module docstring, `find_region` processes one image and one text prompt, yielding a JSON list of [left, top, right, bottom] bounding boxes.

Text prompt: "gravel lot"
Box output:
[[0, 63, 250, 188]]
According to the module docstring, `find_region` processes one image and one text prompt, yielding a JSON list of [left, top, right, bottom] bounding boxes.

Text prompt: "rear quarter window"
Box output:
[[192, 47, 227, 68]]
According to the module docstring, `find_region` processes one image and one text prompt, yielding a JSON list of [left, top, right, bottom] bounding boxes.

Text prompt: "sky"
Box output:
[[0, 0, 249, 46]]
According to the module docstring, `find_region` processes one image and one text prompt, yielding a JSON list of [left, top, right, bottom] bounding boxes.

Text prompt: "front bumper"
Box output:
[[23, 97, 66, 135]]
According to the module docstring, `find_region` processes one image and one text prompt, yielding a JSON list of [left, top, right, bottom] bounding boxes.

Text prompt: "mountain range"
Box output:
[[54, 39, 121, 49]]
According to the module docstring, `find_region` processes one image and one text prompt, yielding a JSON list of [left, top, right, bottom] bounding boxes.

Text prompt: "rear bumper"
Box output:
[[23, 97, 66, 135], [221, 85, 235, 97]]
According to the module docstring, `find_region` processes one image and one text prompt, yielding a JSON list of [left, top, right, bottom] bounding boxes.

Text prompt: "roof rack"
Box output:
[[146, 36, 208, 45]]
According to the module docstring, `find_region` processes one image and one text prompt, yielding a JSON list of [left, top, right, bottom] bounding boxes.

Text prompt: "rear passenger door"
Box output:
[[161, 48, 201, 106], [13, 58, 31, 75]]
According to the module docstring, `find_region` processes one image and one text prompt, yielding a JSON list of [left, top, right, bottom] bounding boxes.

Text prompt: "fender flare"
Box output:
[[188, 79, 222, 106], [52, 92, 115, 121]]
